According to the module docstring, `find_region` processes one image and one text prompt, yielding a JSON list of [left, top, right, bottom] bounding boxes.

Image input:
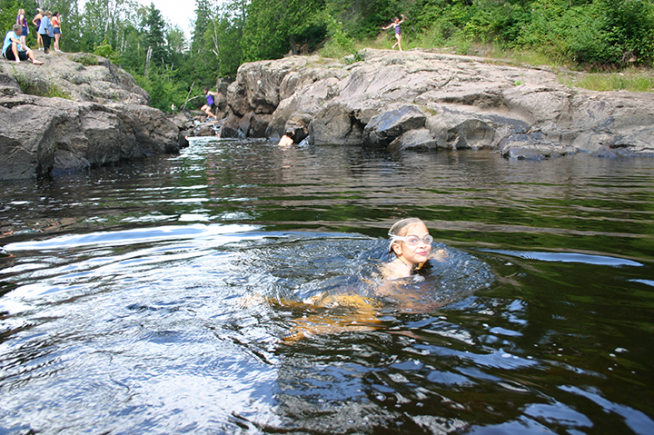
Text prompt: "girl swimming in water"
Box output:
[[382, 217, 448, 280], [240, 218, 449, 340]]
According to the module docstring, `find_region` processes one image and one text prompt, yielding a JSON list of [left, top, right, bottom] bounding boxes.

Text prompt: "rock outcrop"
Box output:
[[0, 52, 180, 180], [218, 49, 654, 159]]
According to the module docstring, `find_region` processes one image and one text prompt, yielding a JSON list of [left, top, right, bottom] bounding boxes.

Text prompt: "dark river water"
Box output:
[[1, 138, 653, 434]]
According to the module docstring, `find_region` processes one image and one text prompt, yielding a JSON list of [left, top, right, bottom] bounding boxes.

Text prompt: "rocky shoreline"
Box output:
[[0, 52, 180, 180], [3, 49, 653, 181], [190, 49, 654, 160]]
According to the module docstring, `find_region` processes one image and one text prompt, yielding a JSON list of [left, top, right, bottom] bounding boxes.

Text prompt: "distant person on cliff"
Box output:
[[201, 88, 219, 121], [38, 11, 53, 54], [52, 11, 62, 52], [278, 129, 295, 146], [32, 9, 44, 50], [2, 24, 43, 64], [16, 8, 28, 48], [382, 14, 406, 51]]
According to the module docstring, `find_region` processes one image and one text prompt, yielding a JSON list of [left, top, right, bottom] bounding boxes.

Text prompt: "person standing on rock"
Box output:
[[382, 14, 406, 51], [52, 12, 62, 52], [38, 11, 54, 54], [32, 9, 44, 50], [16, 9, 29, 49], [201, 88, 219, 121], [2, 24, 43, 64]]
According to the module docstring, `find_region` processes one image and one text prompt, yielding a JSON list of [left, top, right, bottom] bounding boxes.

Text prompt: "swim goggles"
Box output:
[[388, 234, 434, 247]]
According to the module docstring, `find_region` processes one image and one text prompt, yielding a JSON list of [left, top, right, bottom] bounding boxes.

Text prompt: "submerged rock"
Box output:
[[0, 52, 179, 180]]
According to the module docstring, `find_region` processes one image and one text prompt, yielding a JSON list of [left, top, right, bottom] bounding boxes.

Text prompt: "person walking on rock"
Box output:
[[382, 14, 406, 51]]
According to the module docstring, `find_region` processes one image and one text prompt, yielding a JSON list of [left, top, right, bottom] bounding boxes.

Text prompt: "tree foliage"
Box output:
[[1, 0, 652, 112]]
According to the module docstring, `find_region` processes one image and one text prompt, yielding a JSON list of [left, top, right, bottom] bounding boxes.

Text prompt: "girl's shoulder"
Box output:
[[380, 259, 411, 281]]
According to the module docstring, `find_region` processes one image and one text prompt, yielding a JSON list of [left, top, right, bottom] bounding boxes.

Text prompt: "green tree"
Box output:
[[144, 3, 167, 67], [241, 0, 327, 62], [191, 0, 213, 54], [0, 0, 39, 46]]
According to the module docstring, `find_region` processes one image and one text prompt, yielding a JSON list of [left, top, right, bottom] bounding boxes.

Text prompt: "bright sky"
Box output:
[[137, 0, 195, 38]]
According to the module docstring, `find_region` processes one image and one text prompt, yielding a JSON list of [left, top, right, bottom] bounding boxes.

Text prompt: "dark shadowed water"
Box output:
[[1, 138, 653, 434]]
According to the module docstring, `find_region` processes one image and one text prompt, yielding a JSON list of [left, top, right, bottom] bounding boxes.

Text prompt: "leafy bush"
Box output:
[[320, 13, 356, 58], [135, 66, 189, 113], [75, 53, 99, 66], [94, 40, 121, 65]]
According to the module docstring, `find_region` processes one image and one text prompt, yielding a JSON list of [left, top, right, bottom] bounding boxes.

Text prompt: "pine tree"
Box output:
[[144, 2, 167, 67]]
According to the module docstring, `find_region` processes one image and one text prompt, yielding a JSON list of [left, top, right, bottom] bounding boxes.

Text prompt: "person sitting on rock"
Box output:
[[201, 88, 219, 121], [278, 129, 295, 146], [2, 24, 43, 65]]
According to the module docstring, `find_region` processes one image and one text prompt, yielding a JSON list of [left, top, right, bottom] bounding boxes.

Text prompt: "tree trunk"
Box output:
[[289, 35, 298, 55]]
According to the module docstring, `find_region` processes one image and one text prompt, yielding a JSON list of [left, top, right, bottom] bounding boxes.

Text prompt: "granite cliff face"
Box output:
[[216, 49, 654, 159], [0, 52, 180, 180]]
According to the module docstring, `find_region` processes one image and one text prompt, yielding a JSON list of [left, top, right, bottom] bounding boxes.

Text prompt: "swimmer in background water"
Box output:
[[382, 14, 406, 51], [278, 128, 295, 147]]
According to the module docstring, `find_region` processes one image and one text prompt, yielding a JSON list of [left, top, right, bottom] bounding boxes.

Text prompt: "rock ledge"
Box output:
[[215, 49, 654, 159], [0, 52, 179, 180]]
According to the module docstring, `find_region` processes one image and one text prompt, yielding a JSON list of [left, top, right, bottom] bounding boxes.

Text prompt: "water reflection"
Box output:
[[1, 138, 653, 433]]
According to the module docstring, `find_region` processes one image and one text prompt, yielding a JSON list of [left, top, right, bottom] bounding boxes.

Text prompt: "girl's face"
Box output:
[[392, 222, 432, 266]]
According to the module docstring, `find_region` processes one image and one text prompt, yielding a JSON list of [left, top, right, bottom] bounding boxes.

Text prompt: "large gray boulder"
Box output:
[[222, 49, 654, 158], [363, 105, 427, 147], [309, 103, 364, 145], [0, 52, 179, 180]]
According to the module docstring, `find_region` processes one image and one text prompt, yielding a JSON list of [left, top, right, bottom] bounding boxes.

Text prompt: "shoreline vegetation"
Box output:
[[1, 0, 653, 111]]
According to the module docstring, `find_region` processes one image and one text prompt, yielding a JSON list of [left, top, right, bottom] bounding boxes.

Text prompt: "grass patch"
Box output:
[[74, 53, 99, 66], [559, 70, 654, 92], [13, 71, 71, 99]]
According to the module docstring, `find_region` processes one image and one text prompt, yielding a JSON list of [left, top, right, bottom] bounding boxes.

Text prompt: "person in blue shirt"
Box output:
[[3, 24, 43, 64], [38, 11, 54, 54]]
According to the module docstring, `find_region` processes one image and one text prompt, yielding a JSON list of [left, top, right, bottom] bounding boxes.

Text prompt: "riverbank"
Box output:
[[198, 49, 654, 160]]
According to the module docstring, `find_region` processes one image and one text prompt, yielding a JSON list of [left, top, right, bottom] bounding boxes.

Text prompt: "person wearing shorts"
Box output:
[[201, 88, 219, 121], [52, 12, 62, 52], [32, 9, 44, 50], [3, 24, 43, 64], [16, 9, 29, 49]]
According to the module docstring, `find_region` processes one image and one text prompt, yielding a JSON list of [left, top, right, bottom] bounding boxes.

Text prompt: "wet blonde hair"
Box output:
[[388, 217, 425, 256]]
